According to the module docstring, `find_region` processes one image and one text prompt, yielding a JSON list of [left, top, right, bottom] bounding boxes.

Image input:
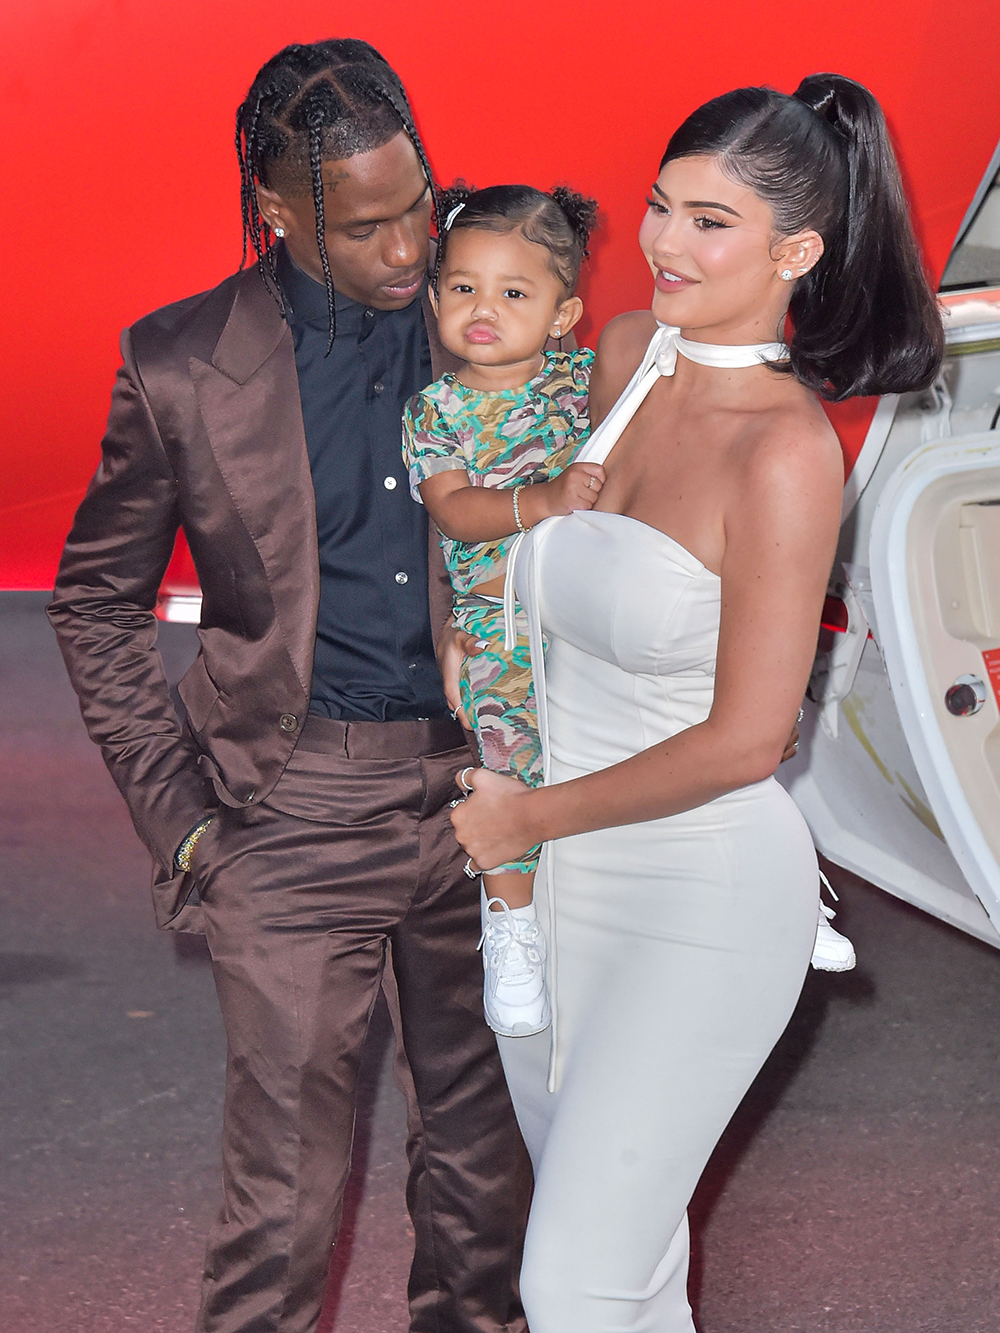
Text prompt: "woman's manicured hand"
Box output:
[[450, 767, 539, 871]]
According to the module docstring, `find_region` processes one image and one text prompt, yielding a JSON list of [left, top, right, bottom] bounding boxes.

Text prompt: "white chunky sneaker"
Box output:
[[811, 872, 857, 972], [478, 893, 551, 1037]]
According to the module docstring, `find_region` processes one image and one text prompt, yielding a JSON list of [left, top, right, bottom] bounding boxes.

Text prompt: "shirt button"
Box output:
[[279, 713, 298, 732], [373, 380, 385, 394], [395, 571, 409, 585], [364, 308, 375, 319], [383, 476, 398, 490]]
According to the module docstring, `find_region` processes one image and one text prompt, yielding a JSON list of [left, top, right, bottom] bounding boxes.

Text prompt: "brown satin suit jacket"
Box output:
[[48, 265, 462, 930]]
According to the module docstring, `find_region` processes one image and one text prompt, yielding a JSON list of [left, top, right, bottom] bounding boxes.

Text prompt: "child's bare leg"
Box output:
[[484, 869, 535, 911]]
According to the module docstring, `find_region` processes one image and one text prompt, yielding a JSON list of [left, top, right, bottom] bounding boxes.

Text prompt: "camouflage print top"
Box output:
[[402, 347, 593, 595]]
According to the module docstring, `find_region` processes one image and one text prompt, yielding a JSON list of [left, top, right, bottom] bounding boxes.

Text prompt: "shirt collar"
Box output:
[[274, 242, 425, 340]]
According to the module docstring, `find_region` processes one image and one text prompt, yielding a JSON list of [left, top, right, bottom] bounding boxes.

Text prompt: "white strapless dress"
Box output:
[[496, 328, 820, 1333]]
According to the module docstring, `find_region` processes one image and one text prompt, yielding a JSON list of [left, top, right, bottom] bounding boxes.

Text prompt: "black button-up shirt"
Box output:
[[276, 246, 449, 721]]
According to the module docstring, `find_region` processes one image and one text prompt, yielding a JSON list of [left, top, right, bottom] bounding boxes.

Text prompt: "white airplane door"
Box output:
[[868, 435, 1000, 931]]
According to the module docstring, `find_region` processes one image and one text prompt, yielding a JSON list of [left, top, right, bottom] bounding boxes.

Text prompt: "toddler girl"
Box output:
[[402, 182, 602, 1036]]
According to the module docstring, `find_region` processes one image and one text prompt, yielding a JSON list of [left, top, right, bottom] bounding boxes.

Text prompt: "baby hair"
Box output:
[[433, 182, 598, 295]]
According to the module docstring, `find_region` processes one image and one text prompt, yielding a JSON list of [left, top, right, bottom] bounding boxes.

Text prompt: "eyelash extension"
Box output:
[[646, 197, 730, 229]]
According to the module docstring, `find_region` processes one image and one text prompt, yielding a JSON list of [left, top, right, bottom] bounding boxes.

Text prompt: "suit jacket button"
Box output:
[[279, 713, 298, 732]]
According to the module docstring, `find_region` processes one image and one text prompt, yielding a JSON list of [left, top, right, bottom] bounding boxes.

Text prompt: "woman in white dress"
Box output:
[[451, 74, 943, 1331]]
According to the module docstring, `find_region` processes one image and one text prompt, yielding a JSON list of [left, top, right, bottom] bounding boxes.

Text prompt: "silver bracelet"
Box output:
[[512, 484, 531, 534]]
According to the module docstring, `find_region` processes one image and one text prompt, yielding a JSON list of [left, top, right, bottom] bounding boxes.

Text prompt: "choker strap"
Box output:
[[650, 323, 788, 377]]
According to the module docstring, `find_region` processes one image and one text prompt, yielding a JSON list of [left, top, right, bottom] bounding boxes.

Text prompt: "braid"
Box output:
[[235, 40, 436, 353], [237, 91, 286, 313], [237, 109, 252, 273], [307, 115, 337, 352], [376, 85, 438, 221]]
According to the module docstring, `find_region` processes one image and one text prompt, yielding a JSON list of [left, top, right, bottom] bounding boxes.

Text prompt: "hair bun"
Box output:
[[437, 180, 474, 230], [793, 73, 878, 144], [793, 74, 839, 118], [549, 186, 599, 254]]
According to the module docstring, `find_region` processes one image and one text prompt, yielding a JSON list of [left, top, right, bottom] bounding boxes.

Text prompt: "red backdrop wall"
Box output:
[[3, 0, 998, 589]]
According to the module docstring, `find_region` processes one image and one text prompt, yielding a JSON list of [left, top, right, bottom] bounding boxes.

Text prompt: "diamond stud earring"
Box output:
[[780, 269, 794, 280], [274, 226, 286, 238]]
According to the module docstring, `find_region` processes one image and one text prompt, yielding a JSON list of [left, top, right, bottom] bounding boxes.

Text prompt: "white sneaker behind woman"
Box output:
[[811, 871, 857, 971]]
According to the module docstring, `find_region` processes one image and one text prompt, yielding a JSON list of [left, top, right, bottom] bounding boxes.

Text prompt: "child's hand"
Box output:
[[525, 463, 606, 523]]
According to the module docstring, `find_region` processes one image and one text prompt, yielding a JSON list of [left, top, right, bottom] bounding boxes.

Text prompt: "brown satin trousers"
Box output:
[[192, 715, 531, 1333]]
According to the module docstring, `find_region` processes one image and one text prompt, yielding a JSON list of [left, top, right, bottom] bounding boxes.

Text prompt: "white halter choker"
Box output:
[[651, 322, 788, 377]]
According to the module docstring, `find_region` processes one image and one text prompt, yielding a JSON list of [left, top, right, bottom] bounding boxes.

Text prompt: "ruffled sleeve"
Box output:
[[401, 385, 470, 502]]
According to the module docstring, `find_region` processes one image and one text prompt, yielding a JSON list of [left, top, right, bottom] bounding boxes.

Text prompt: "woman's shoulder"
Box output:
[[735, 390, 844, 503], [590, 311, 657, 423], [597, 310, 657, 364]]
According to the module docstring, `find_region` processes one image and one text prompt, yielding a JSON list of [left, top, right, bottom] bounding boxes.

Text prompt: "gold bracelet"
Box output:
[[176, 817, 214, 873], [512, 484, 531, 534]]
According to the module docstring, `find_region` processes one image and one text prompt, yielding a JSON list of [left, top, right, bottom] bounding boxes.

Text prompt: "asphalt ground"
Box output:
[[3, 589, 1000, 1332]]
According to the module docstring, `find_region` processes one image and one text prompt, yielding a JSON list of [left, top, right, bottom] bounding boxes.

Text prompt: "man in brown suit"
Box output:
[[48, 39, 530, 1333]]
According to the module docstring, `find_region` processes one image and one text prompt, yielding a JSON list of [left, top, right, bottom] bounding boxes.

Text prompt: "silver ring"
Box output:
[[457, 767, 476, 793], [448, 798, 466, 809], [588, 476, 596, 489], [463, 857, 478, 879], [792, 741, 799, 752], [450, 707, 460, 721], [797, 707, 804, 723]]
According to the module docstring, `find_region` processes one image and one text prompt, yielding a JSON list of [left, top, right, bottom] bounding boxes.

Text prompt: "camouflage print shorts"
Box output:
[[454, 592, 543, 876]]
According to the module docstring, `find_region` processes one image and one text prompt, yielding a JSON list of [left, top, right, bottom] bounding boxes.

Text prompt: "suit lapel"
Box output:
[[191, 271, 456, 686], [191, 270, 319, 694]]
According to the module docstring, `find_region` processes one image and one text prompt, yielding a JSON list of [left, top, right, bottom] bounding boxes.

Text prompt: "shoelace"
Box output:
[[818, 869, 839, 921], [478, 899, 545, 995]]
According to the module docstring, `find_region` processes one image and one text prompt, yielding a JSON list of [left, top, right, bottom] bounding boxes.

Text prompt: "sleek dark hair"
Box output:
[[661, 74, 943, 401], [236, 39, 435, 352], [433, 182, 598, 295]]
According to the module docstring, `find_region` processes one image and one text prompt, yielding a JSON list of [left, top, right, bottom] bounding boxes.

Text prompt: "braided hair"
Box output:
[[433, 182, 598, 295], [236, 39, 436, 352]]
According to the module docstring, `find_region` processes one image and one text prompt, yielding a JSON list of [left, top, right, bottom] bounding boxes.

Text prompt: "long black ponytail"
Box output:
[[661, 74, 943, 401]]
